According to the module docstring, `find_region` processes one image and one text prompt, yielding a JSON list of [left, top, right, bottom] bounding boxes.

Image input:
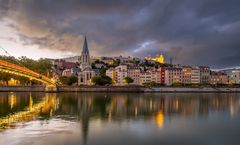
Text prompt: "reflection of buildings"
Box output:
[[55, 93, 240, 131], [1, 93, 240, 142]]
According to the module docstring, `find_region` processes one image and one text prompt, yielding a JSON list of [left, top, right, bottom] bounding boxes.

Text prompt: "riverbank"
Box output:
[[0, 86, 240, 93]]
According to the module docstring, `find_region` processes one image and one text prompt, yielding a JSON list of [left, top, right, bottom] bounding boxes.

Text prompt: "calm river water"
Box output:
[[0, 92, 240, 145]]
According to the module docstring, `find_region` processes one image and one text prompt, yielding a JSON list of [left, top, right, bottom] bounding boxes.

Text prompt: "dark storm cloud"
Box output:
[[0, 0, 240, 68]]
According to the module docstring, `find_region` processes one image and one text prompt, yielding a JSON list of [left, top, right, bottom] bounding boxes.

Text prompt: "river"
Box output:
[[0, 92, 240, 145]]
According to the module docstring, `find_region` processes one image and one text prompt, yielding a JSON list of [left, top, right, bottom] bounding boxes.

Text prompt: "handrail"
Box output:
[[0, 60, 54, 85]]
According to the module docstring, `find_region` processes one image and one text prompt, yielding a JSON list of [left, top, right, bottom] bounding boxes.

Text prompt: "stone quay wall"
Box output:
[[0, 86, 239, 93]]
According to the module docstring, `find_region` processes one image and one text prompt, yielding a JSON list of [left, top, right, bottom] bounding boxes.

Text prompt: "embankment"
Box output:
[[0, 86, 240, 93]]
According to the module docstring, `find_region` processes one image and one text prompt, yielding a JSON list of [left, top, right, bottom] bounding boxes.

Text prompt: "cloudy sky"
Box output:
[[0, 0, 239, 68]]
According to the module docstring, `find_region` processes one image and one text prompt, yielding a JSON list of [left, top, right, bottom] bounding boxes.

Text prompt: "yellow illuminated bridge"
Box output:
[[0, 59, 55, 86]]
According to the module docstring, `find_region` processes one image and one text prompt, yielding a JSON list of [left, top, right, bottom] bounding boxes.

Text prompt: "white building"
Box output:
[[115, 65, 128, 84], [78, 68, 96, 85], [191, 67, 200, 84], [140, 71, 152, 84], [228, 70, 240, 84], [106, 65, 141, 85]]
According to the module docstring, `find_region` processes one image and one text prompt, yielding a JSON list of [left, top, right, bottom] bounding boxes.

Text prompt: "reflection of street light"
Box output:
[[155, 111, 164, 128], [8, 93, 17, 109]]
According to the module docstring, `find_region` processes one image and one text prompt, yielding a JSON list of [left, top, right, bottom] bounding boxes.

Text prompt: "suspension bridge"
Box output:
[[0, 46, 56, 91]]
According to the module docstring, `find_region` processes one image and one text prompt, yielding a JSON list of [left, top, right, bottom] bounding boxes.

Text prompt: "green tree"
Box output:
[[124, 77, 134, 84], [58, 76, 78, 86], [91, 76, 112, 86], [36, 58, 53, 76], [59, 76, 68, 85], [143, 81, 164, 87], [67, 76, 78, 86], [99, 67, 107, 77], [112, 59, 120, 66], [0, 56, 53, 85]]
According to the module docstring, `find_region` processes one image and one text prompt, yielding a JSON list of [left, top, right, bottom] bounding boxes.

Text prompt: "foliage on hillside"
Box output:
[[0, 56, 53, 85]]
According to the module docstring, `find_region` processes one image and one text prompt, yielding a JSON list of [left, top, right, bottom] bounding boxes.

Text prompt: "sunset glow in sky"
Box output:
[[0, 0, 239, 68]]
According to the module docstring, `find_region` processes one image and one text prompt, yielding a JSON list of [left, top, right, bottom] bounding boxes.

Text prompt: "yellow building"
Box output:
[[106, 68, 116, 84], [145, 54, 165, 64]]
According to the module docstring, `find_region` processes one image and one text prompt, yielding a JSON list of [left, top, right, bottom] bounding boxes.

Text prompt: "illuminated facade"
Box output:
[[140, 67, 165, 84], [165, 67, 183, 86], [182, 66, 192, 84], [145, 54, 165, 64], [209, 71, 229, 85], [228, 70, 240, 84]]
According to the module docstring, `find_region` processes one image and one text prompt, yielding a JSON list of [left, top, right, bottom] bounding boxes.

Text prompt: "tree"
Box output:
[[0, 56, 53, 85], [124, 77, 134, 84], [143, 81, 164, 87], [37, 58, 53, 76], [99, 67, 107, 77], [91, 76, 112, 86], [112, 59, 120, 66], [58, 76, 78, 86], [67, 76, 78, 86], [59, 76, 68, 85]]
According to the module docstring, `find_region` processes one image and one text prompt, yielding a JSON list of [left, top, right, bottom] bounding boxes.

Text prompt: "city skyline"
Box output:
[[0, 0, 240, 69]]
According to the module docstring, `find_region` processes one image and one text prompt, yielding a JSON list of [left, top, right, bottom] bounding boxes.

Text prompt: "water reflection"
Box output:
[[0, 93, 58, 129], [0, 93, 240, 145]]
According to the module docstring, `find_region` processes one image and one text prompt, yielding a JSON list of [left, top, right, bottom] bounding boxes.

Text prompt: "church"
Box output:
[[78, 36, 96, 85]]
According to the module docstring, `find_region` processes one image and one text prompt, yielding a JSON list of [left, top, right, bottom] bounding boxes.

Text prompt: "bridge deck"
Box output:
[[0, 60, 55, 86]]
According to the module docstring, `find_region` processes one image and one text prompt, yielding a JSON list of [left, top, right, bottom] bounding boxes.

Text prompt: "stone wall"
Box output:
[[58, 86, 146, 92], [0, 86, 45, 92], [0, 86, 239, 93], [146, 87, 240, 93]]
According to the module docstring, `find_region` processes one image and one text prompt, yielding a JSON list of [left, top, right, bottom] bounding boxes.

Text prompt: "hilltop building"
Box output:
[[145, 54, 165, 64]]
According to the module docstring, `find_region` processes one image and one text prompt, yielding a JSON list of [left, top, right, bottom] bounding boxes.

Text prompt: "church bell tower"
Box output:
[[79, 36, 91, 70]]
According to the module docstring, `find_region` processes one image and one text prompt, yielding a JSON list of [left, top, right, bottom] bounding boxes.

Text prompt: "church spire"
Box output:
[[79, 35, 91, 70], [82, 36, 89, 54]]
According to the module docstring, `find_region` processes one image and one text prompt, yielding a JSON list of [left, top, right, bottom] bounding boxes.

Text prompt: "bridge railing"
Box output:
[[0, 60, 54, 85]]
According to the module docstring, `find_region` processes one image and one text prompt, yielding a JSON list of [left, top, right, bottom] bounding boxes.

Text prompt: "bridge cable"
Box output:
[[0, 46, 52, 85], [0, 45, 29, 68]]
